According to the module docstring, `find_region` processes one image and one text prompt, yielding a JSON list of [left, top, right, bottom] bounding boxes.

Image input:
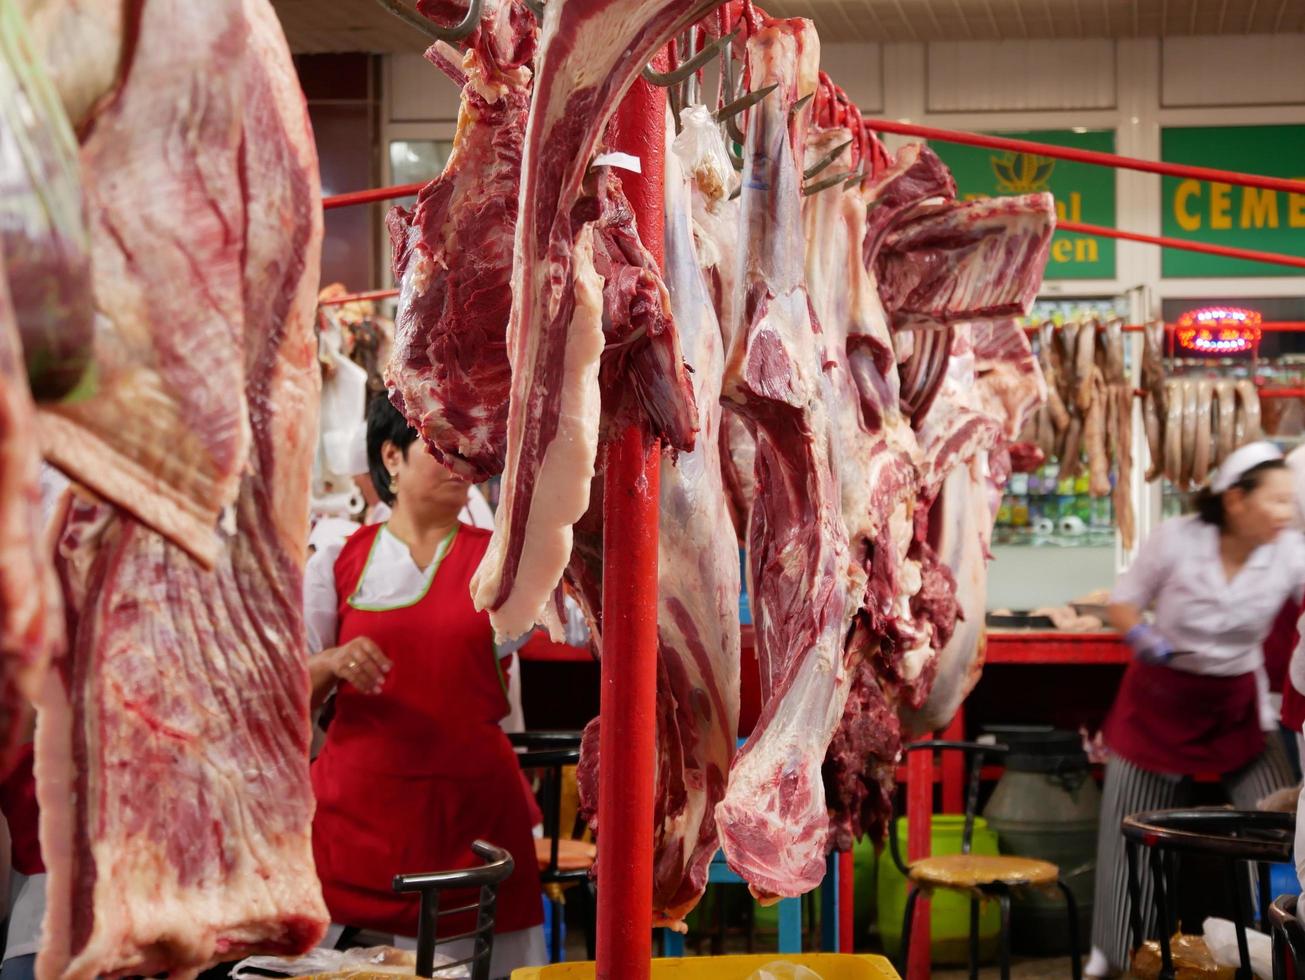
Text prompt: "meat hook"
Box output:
[[802, 138, 853, 180], [376, 0, 482, 43], [642, 28, 739, 87], [801, 167, 860, 196], [716, 83, 777, 144], [789, 92, 814, 116]]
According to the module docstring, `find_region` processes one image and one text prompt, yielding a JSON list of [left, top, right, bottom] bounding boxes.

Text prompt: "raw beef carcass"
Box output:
[[36, 0, 251, 566], [577, 116, 742, 927], [800, 119, 920, 848], [0, 257, 62, 777], [34, 3, 328, 976], [471, 0, 710, 640], [875, 194, 1056, 331], [713, 18, 864, 900], [386, 0, 535, 480], [0, 0, 92, 401], [904, 319, 1045, 734]]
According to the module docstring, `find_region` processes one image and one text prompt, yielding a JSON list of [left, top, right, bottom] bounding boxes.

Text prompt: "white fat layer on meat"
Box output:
[[473, 226, 604, 641], [715, 20, 866, 900]]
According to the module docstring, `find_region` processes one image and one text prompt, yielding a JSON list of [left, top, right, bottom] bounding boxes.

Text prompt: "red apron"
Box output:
[[311, 523, 542, 937], [1104, 660, 1263, 775], [1269, 599, 1305, 731]]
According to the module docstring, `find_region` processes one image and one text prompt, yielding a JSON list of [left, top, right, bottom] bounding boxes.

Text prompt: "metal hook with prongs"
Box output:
[[802, 168, 860, 196], [789, 92, 813, 116], [716, 83, 777, 144], [803, 138, 853, 180], [376, 0, 482, 42], [641, 28, 739, 87]]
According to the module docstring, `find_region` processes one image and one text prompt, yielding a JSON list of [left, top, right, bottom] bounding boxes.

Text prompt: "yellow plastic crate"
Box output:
[[512, 953, 900, 979]]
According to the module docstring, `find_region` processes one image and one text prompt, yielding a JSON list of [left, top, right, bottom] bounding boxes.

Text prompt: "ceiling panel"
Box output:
[[272, 0, 1305, 52]]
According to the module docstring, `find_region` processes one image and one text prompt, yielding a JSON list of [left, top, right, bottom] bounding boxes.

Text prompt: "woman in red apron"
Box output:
[[1087, 443, 1305, 978], [305, 398, 544, 976]]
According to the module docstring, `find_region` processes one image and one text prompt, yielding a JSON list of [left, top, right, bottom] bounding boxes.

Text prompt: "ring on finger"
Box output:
[[348, 660, 358, 670]]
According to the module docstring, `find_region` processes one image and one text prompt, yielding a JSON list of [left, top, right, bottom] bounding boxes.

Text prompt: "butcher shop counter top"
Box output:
[[518, 627, 1130, 665], [985, 629, 1129, 664]]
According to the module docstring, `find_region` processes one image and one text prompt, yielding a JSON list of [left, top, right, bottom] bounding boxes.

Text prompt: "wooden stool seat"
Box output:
[[909, 853, 1059, 891], [535, 837, 596, 873]]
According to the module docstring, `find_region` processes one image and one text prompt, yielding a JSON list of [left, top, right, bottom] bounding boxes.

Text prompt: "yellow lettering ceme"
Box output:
[[1209, 183, 1232, 229], [1172, 177, 1305, 231], [1174, 180, 1201, 230], [1241, 187, 1279, 228]]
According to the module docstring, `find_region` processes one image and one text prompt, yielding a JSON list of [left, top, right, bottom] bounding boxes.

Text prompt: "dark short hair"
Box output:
[[1195, 459, 1288, 527], [368, 395, 419, 506]]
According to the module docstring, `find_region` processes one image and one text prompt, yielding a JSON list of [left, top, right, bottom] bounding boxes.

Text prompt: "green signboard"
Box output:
[[930, 129, 1116, 281], [1160, 125, 1305, 278]]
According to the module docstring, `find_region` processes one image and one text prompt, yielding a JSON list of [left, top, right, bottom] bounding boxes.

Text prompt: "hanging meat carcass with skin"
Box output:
[[470, 0, 710, 642], [802, 118, 920, 849], [0, 256, 62, 778], [713, 18, 865, 900], [0, 0, 92, 402], [386, 0, 535, 481], [35, 1, 253, 568], [574, 114, 741, 927], [34, 2, 328, 976]]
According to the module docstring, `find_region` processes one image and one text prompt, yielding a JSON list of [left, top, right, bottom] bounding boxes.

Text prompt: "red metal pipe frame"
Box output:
[[318, 287, 399, 306], [1058, 219, 1305, 271], [865, 117, 1305, 196], [594, 65, 667, 980]]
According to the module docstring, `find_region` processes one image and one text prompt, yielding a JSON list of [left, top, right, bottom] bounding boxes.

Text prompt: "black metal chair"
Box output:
[[1268, 894, 1305, 980], [888, 740, 1083, 980], [510, 730, 595, 963], [392, 839, 515, 980], [1121, 807, 1295, 980]]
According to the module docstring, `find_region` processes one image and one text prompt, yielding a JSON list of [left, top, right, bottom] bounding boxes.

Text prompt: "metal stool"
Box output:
[[889, 740, 1083, 980], [1122, 807, 1295, 980], [511, 731, 595, 963], [392, 839, 515, 980], [1268, 894, 1305, 980]]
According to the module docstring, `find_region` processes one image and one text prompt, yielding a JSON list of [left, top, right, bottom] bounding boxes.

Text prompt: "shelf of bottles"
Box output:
[[993, 459, 1118, 547], [995, 298, 1128, 548]]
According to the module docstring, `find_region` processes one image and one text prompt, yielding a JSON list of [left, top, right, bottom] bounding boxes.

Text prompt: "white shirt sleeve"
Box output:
[[303, 539, 345, 654], [1110, 518, 1178, 613]]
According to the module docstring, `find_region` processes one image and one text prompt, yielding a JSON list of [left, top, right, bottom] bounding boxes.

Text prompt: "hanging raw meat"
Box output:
[[34, 2, 328, 977], [0, 255, 62, 778], [712, 17, 865, 900], [0, 0, 92, 402], [35, 0, 251, 566], [386, 0, 535, 480], [577, 113, 742, 927], [470, 0, 711, 642]]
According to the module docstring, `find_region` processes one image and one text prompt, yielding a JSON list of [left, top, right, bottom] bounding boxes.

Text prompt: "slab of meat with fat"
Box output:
[[575, 115, 741, 926], [713, 18, 864, 900], [36, 0, 253, 568], [470, 0, 709, 641], [0, 1, 92, 402], [34, 3, 328, 976], [386, 0, 535, 481], [0, 257, 62, 778]]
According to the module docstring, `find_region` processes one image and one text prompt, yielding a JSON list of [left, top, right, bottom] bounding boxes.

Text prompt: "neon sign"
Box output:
[[1174, 307, 1262, 355]]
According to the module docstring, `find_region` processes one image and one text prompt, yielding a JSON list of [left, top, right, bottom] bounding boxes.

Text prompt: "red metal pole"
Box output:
[[1057, 219, 1305, 271], [864, 117, 1305, 196], [317, 287, 399, 306], [906, 741, 934, 980], [321, 181, 425, 210], [595, 63, 667, 980]]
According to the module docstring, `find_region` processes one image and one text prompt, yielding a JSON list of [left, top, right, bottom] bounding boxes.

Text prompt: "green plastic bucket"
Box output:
[[877, 815, 1001, 965]]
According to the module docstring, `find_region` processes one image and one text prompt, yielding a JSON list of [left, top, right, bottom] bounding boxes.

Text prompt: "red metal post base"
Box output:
[[595, 66, 667, 980]]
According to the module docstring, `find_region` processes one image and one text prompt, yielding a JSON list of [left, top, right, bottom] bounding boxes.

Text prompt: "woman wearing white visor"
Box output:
[[1087, 441, 1305, 978]]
